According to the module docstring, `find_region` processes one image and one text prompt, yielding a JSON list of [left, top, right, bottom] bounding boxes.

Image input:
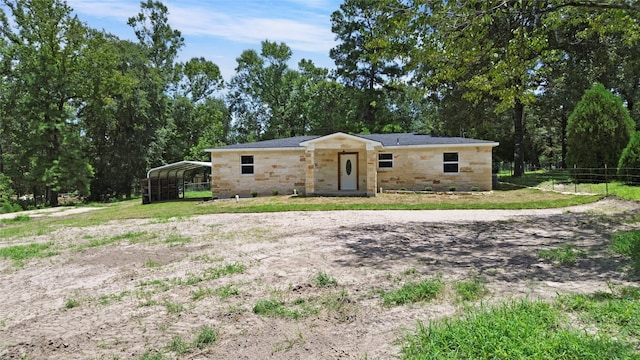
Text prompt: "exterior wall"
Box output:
[[377, 146, 494, 191], [210, 150, 306, 197]]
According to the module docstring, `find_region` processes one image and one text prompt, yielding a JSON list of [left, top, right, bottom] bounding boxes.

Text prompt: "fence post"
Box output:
[[605, 164, 608, 196], [574, 164, 577, 193]]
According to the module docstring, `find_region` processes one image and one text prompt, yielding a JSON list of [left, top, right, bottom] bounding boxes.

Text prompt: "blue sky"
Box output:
[[67, 0, 343, 82]]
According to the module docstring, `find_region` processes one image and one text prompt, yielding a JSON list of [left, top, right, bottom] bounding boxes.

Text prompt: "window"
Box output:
[[443, 152, 459, 173], [378, 153, 393, 168], [241, 155, 254, 175]]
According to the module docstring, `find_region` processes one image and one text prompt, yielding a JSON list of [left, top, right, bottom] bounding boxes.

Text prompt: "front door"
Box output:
[[339, 153, 358, 190]]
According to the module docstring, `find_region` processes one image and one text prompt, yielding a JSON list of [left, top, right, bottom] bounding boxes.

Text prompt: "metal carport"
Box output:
[[142, 161, 212, 204]]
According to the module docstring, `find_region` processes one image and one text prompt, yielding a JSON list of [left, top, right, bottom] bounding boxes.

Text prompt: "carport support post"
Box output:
[[147, 177, 152, 203]]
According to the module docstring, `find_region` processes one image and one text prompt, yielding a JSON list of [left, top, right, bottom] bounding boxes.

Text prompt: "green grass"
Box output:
[[0, 242, 56, 266], [453, 277, 489, 302], [313, 271, 338, 287], [537, 244, 584, 266], [402, 300, 639, 359], [382, 277, 444, 306], [0, 214, 31, 223], [253, 298, 318, 320], [0, 189, 602, 242], [190, 287, 214, 301], [611, 231, 640, 273], [557, 286, 640, 345]]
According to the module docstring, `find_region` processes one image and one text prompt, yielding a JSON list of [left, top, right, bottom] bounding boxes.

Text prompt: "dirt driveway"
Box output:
[[1, 198, 638, 359]]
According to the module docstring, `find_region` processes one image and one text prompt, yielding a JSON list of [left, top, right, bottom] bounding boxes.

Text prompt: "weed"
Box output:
[[454, 277, 489, 302], [192, 254, 223, 263], [272, 330, 305, 353], [382, 277, 444, 306], [193, 326, 217, 349], [167, 335, 190, 354], [98, 291, 128, 305], [471, 186, 480, 191], [164, 299, 184, 314], [272, 190, 279, 196], [402, 267, 418, 276], [139, 349, 166, 360], [322, 290, 358, 323], [424, 186, 433, 191], [448, 185, 457, 191], [144, 260, 161, 268], [204, 263, 246, 279], [313, 271, 337, 287], [65, 298, 80, 309], [253, 298, 317, 320], [216, 284, 239, 299], [251, 191, 258, 197], [164, 234, 191, 245], [537, 244, 583, 266], [191, 287, 214, 301]]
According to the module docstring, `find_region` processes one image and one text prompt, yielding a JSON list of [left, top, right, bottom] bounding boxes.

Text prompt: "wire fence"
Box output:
[[497, 165, 640, 197]]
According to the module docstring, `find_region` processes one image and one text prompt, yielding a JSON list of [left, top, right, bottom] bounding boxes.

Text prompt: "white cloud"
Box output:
[[67, 0, 138, 20], [67, 0, 336, 54]]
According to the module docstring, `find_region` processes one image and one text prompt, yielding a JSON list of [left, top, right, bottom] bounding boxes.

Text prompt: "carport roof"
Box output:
[[146, 161, 211, 179]]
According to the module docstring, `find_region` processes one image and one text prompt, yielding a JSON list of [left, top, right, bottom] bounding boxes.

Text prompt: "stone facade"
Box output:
[[211, 150, 306, 196], [209, 133, 497, 197], [377, 145, 494, 192]]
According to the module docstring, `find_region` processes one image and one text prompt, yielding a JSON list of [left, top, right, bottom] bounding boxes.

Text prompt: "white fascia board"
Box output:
[[382, 142, 500, 150], [299, 132, 383, 148], [206, 147, 304, 153]]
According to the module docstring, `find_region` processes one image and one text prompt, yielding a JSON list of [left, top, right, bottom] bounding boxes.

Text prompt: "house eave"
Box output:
[[382, 142, 500, 150], [206, 147, 305, 153]]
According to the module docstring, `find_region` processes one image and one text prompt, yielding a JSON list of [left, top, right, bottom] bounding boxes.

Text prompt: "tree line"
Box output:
[[1, 0, 639, 207]]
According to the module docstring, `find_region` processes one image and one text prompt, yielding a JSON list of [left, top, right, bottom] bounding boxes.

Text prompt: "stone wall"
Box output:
[[377, 146, 494, 191], [210, 150, 306, 197]]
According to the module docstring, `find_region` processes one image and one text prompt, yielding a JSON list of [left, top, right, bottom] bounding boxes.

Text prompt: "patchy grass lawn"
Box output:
[[0, 194, 638, 359]]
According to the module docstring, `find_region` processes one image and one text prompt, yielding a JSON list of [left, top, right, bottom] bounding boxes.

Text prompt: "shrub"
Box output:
[[566, 83, 634, 181], [424, 186, 433, 191], [617, 131, 640, 183], [251, 191, 258, 197], [448, 185, 457, 192], [272, 190, 279, 196]]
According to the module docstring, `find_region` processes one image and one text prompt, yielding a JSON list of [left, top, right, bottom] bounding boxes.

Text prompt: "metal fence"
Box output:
[[183, 182, 211, 193], [498, 166, 640, 196]]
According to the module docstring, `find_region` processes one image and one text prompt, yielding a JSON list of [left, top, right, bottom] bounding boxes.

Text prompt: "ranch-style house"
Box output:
[[206, 132, 499, 197]]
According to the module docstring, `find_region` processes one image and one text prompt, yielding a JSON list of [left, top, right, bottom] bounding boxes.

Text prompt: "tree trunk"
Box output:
[[560, 112, 568, 169], [513, 98, 525, 177], [48, 187, 59, 207]]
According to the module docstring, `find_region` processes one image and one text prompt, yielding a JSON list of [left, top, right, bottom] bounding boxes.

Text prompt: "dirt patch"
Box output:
[[0, 198, 639, 359]]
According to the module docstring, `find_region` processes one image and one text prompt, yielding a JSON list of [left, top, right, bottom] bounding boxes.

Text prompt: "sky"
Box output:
[[66, 0, 343, 82]]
